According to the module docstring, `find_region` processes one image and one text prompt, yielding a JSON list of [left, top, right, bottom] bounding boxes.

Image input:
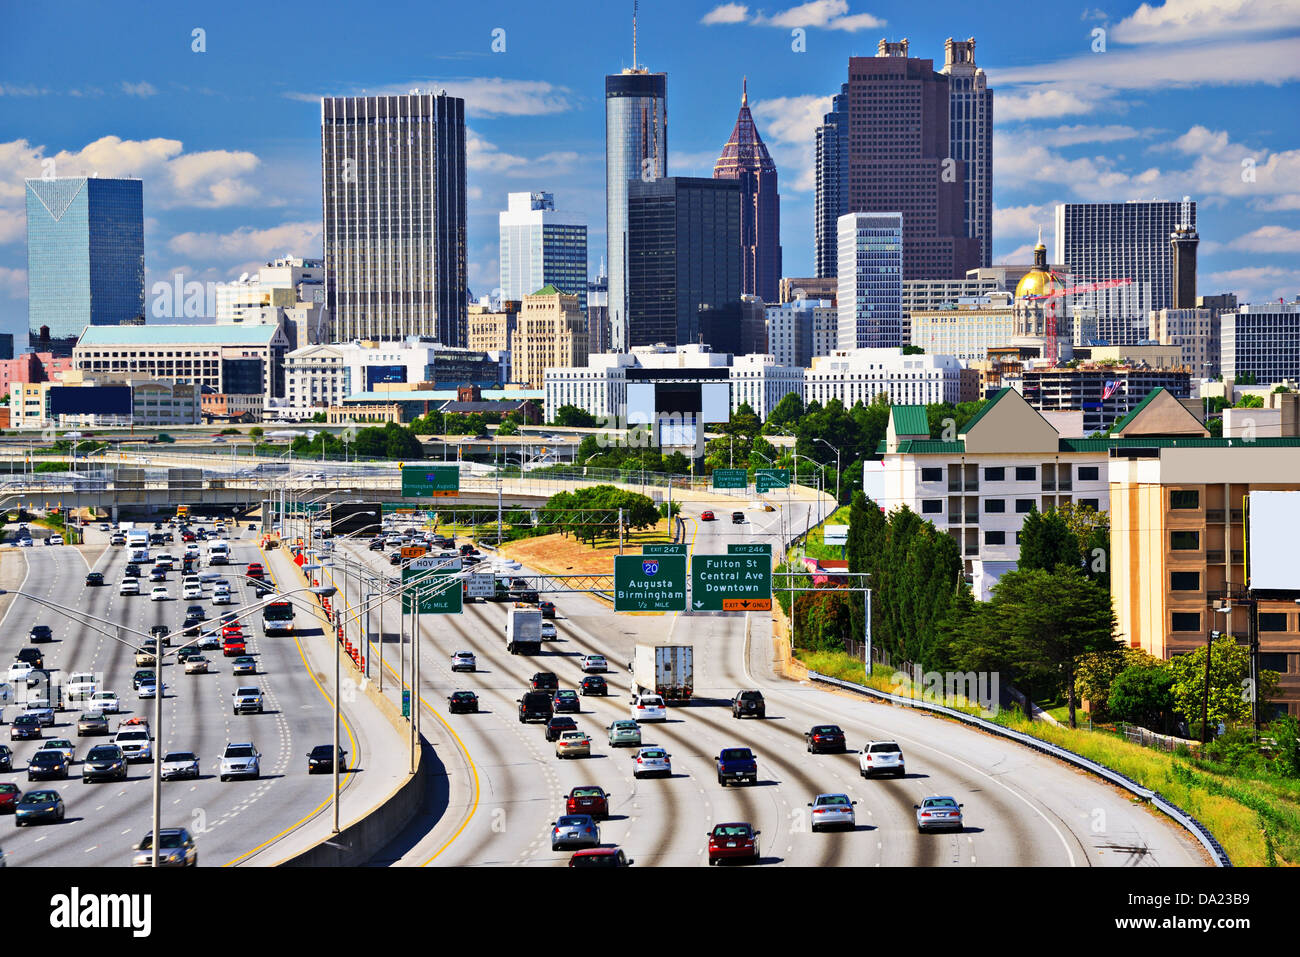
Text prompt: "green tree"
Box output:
[[901, 344, 925, 355], [766, 392, 804, 430], [1108, 662, 1176, 731], [1167, 635, 1280, 735], [846, 492, 885, 644], [984, 566, 1121, 728], [792, 589, 854, 652], [1272, 385, 1292, 394], [1058, 501, 1110, 587], [553, 405, 598, 428], [1018, 508, 1079, 572], [1234, 394, 1264, 408], [496, 417, 519, 436], [248, 427, 264, 440], [1074, 647, 1159, 718]]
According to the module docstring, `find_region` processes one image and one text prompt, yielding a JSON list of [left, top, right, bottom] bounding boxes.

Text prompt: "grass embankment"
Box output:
[[793, 648, 1300, 866], [498, 519, 677, 577], [797, 506, 851, 562]]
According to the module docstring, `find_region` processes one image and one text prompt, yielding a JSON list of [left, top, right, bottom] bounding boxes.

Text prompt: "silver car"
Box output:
[[450, 651, 476, 673], [915, 795, 964, 832], [809, 793, 857, 832], [232, 687, 264, 715], [219, 742, 260, 781], [631, 746, 671, 779], [550, 814, 600, 851], [607, 719, 641, 747], [132, 828, 197, 867], [161, 751, 200, 781]]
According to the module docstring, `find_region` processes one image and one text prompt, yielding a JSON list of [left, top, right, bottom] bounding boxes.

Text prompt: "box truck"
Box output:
[[505, 604, 543, 655], [630, 644, 694, 702]]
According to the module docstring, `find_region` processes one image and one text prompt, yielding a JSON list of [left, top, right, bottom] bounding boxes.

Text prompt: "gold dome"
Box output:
[[1015, 266, 1065, 300]]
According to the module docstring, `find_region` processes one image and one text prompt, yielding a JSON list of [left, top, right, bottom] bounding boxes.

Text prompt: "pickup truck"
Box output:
[[715, 747, 758, 787]]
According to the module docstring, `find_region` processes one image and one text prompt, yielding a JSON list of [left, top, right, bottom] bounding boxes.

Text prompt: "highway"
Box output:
[[0, 528, 368, 867], [326, 501, 1206, 868]]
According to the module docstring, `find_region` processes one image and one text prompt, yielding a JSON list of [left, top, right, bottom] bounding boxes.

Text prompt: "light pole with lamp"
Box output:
[[814, 437, 841, 505]]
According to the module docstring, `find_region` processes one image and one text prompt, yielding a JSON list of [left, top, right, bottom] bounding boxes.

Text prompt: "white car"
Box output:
[[63, 672, 97, 704], [48, 534, 64, 546], [182, 583, 203, 600], [115, 728, 153, 762], [580, 655, 608, 673], [232, 687, 264, 715], [859, 740, 906, 778], [119, 579, 140, 596], [450, 651, 476, 673], [809, 793, 857, 832], [219, 742, 260, 781], [90, 691, 120, 714], [631, 746, 672, 779], [160, 751, 200, 781], [540, 621, 557, 640], [150, 586, 169, 602], [630, 694, 666, 722], [212, 590, 232, 605], [6, 662, 34, 684], [137, 678, 164, 699]]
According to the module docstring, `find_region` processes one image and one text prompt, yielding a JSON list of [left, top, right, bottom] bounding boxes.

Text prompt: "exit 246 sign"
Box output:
[[690, 554, 772, 611]]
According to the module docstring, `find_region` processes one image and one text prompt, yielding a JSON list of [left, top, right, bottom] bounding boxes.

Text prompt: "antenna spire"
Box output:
[[742, 76, 747, 106], [633, 0, 639, 70]]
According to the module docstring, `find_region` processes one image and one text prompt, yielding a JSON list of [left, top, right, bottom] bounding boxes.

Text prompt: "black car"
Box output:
[[459, 543, 478, 556], [15, 647, 44, 669], [0, 744, 12, 772], [544, 715, 578, 742], [388, 552, 403, 566], [804, 724, 847, 754], [29, 625, 53, 643], [447, 691, 480, 714], [580, 675, 608, 696], [176, 646, 202, 663], [518, 691, 554, 724], [306, 745, 347, 774], [9, 714, 42, 741], [82, 744, 128, 783], [539, 601, 556, 619], [150, 624, 171, 646], [731, 690, 766, 719], [530, 672, 559, 693], [124, 563, 142, 578], [85, 572, 104, 587], [150, 568, 168, 582], [27, 749, 68, 781], [368, 538, 386, 552], [132, 669, 156, 691], [182, 615, 204, 634]]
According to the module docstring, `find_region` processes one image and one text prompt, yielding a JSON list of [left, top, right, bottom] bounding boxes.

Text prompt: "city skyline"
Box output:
[[1, 0, 1298, 345]]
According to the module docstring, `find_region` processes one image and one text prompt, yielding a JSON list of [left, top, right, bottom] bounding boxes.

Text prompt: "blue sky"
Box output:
[[1, 0, 1298, 343]]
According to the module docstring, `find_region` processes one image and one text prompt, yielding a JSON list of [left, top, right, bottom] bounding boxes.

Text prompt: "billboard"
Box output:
[[330, 502, 382, 536], [1248, 491, 1300, 590], [48, 385, 131, 417]]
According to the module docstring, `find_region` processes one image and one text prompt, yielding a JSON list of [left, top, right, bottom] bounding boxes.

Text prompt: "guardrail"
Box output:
[[805, 669, 1232, 867]]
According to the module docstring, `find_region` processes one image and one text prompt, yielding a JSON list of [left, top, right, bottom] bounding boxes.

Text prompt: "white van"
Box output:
[[130, 547, 150, 564], [208, 540, 230, 565]]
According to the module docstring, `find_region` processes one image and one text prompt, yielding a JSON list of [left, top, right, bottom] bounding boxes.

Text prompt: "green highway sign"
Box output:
[[402, 690, 410, 717], [711, 469, 748, 490], [728, 542, 772, 556], [613, 554, 686, 612], [401, 465, 460, 498], [691, 553, 772, 611], [755, 469, 790, 493], [642, 543, 687, 556], [401, 556, 463, 614]]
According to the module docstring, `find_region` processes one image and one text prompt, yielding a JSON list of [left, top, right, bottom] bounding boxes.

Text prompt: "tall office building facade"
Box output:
[[713, 80, 781, 303], [606, 69, 667, 353], [941, 38, 993, 268], [321, 91, 467, 345], [814, 84, 849, 280], [499, 191, 588, 315], [25, 177, 144, 356], [1053, 199, 1195, 320], [837, 212, 904, 350], [845, 41, 979, 280], [627, 176, 741, 349]]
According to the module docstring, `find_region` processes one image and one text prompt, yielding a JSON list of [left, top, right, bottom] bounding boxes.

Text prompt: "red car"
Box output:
[[566, 786, 610, 819], [223, 637, 246, 657], [246, 563, 265, 580], [181, 531, 196, 543], [708, 822, 761, 866], [701, 510, 715, 521], [0, 782, 19, 813], [568, 847, 633, 867]]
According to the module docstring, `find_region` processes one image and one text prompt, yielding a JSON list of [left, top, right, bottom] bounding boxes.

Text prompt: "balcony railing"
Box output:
[[1206, 509, 1225, 523], [1041, 482, 1055, 491], [1206, 550, 1225, 564]]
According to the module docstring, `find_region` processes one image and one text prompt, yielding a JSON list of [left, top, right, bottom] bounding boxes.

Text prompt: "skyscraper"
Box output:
[[941, 38, 993, 268], [1054, 199, 1196, 325], [321, 91, 467, 345], [25, 176, 144, 356], [627, 176, 741, 349], [1170, 197, 1199, 310], [837, 212, 903, 350], [713, 79, 781, 303], [844, 40, 979, 280], [605, 40, 667, 353], [814, 84, 849, 280], [499, 191, 588, 314]]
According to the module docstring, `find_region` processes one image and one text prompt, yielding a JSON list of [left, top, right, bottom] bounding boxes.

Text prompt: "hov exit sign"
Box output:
[[690, 554, 772, 611]]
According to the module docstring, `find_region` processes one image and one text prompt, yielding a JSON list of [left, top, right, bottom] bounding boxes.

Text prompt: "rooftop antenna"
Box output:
[[633, 0, 639, 70]]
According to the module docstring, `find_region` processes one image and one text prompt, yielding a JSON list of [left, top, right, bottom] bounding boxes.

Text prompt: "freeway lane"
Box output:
[[0, 530, 366, 866], [345, 491, 1204, 867]]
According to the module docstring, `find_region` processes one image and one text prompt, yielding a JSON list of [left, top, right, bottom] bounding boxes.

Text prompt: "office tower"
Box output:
[[713, 79, 781, 303], [814, 84, 849, 279], [1171, 197, 1199, 310], [627, 176, 742, 349], [837, 212, 903, 349], [24, 176, 145, 357], [321, 91, 467, 345], [499, 191, 588, 314], [512, 286, 589, 389], [606, 41, 667, 353], [1221, 301, 1300, 384], [587, 261, 610, 354], [1054, 199, 1195, 317], [844, 40, 979, 280], [941, 38, 993, 268]]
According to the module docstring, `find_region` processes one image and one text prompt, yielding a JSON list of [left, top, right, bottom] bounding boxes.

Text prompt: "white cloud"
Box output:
[[1033, 125, 1153, 147], [1112, 0, 1300, 45], [1201, 265, 1300, 303], [289, 78, 575, 118], [749, 93, 832, 192], [166, 221, 321, 263], [1228, 225, 1300, 254], [466, 129, 579, 177], [1081, 7, 1110, 20], [996, 89, 1106, 121], [0, 267, 26, 298], [994, 202, 1061, 239], [754, 0, 886, 30], [0, 208, 23, 245], [0, 84, 50, 97], [701, 3, 750, 24], [121, 81, 157, 97], [997, 243, 1036, 264]]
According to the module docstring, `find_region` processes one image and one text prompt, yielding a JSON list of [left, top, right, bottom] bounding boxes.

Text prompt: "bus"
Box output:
[[261, 600, 296, 636]]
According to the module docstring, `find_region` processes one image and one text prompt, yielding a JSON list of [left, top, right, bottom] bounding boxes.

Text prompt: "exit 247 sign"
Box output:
[[690, 554, 772, 611]]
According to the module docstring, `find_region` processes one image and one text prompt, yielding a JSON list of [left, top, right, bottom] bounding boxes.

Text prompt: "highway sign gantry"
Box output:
[[401, 555, 463, 614], [401, 465, 460, 498], [613, 554, 687, 612], [690, 553, 772, 611], [755, 469, 790, 493], [711, 469, 748, 490]]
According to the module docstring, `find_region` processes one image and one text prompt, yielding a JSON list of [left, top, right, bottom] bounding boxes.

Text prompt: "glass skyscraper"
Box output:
[[814, 84, 849, 280], [942, 38, 993, 269], [499, 191, 588, 314], [321, 91, 467, 346], [605, 69, 667, 353], [25, 176, 144, 355], [837, 212, 903, 350]]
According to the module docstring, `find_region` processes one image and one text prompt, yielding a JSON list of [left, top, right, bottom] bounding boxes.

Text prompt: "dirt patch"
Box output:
[[498, 520, 676, 577]]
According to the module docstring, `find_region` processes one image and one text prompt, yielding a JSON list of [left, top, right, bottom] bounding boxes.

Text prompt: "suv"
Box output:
[[15, 647, 44, 670], [731, 690, 766, 719], [715, 747, 758, 786], [731, 511, 745, 524], [231, 687, 264, 715], [114, 727, 153, 763], [859, 740, 906, 778], [219, 742, 261, 781], [530, 672, 559, 694], [518, 691, 554, 724]]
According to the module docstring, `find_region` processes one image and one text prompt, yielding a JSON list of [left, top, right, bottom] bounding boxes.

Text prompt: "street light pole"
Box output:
[[815, 437, 841, 505]]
